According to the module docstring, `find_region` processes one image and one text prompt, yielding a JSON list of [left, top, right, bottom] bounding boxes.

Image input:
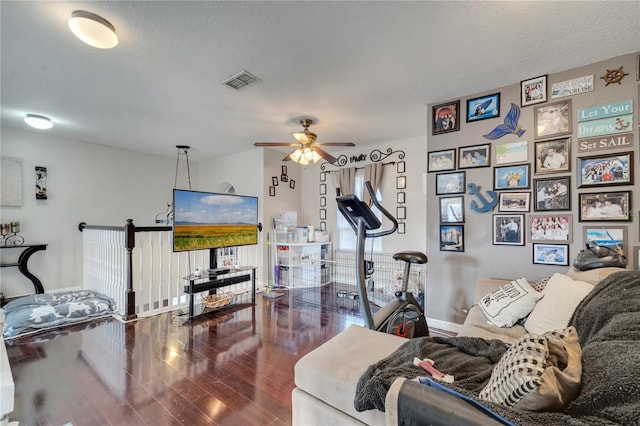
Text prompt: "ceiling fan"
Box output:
[[254, 118, 355, 165]]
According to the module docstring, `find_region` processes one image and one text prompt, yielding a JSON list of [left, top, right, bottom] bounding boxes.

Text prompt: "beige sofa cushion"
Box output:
[[458, 305, 527, 344], [566, 266, 625, 285]]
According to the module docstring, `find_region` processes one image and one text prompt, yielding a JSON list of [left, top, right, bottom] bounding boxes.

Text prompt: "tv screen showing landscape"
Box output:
[[173, 189, 258, 252]]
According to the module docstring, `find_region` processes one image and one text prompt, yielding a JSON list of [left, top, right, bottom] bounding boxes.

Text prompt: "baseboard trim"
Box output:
[[426, 318, 462, 335]]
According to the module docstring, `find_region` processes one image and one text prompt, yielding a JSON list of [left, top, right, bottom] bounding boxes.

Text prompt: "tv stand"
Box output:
[[183, 267, 256, 320]]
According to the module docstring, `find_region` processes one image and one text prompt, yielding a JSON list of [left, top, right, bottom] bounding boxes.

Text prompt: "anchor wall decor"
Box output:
[[467, 182, 498, 213]]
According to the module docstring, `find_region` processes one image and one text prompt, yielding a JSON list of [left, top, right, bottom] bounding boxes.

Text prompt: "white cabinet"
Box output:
[[275, 242, 331, 288]]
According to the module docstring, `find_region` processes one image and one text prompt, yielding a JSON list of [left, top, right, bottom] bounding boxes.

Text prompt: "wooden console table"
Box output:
[[0, 244, 47, 294]]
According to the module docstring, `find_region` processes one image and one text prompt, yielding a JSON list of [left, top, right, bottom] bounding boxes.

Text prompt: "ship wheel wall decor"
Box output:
[[600, 66, 628, 86]]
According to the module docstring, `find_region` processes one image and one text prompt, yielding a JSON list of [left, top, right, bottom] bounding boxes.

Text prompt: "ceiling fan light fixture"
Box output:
[[68, 10, 118, 49], [303, 147, 314, 161], [311, 150, 322, 163], [298, 156, 310, 166], [24, 114, 53, 129], [289, 149, 303, 162]]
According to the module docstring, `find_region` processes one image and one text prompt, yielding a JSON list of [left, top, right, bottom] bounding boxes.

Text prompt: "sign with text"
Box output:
[[578, 100, 633, 122], [578, 133, 634, 153], [577, 114, 633, 138], [551, 75, 594, 99]]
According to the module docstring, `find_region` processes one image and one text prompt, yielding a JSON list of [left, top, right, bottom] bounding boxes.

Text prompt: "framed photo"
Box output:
[[397, 206, 406, 220], [583, 226, 628, 258], [320, 172, 326, 182], [280, 174, 288, 182], [493, 214, 525, 245], [466, 93, 500, 122], [632, 246, 640, 270], [440, 225, 464, 252], [281, 165, 288, 175], [432, 100, 460, 135], [439, 196, 464, 223], [320, 222, 326, 231], [397, 192, 405, 204], [579, 191, 631, 222], [494, 164, 530, 190], [428, 149, 456, 172], [498, 192, 530, 212], [396, 176, 406, 189], [534, 99, 572, 139], [398, 223, 406, 234], [436, 171, 465, 195], [319, 184, 326, 195], [458, 143, 490, 168], [534, 138, 571, 174], [495, 140, 528, 165], [397, 161, 406, 173], [533, 244, 569, 266], [529, 214, 573, 243], [272, 176, 279, 186], [534, 176, 571, 211], [289, 179, 295, 189], [521, 75, 547, 107], [269, 186, 276, 197], [320, 209, 326, 220], [577, 151, 634, 188], [320, 197, 326, 207]]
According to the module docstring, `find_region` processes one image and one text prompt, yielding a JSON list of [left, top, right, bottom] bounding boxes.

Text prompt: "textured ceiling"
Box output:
[[1, 1, 639, 160]]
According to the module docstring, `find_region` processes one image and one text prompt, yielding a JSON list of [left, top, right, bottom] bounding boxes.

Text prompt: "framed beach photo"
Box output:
[[534, 138, 571, 174], [533, 243, 569, 266], [498, 192, 530, 212], [432, 100, 460, 135], [428, 149, 456, 172], [439, 196, 464, 224], [495, 140, 528, 165], [494, 164, 530, 190], [466, 93, 500, 122], [529, 214, 572, 243], [583, 226, 628, 259], [577, 151, 634, 188], [440, 225, 464, 252], [579, 191, 631, 222], [458, 144, 490, 169], [521, 75, 547, 107], [436, 171, 465, 195], [534, 99, 572, 139], [533, 176, 571, 211], [493, 214, 525, 246]]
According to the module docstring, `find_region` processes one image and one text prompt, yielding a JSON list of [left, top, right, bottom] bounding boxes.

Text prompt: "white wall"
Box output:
[[0, 127, 190, 297]]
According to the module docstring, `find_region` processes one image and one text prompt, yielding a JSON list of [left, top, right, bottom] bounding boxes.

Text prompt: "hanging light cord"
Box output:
[[174, 146, 192, 190]]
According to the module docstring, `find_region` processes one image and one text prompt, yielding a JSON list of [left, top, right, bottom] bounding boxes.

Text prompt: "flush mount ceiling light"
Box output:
[[68, 10, 118, 49], [24, 114, 53, 130]]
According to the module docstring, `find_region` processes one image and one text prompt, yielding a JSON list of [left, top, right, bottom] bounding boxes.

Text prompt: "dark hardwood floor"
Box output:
[[6, 285, 449, 426]]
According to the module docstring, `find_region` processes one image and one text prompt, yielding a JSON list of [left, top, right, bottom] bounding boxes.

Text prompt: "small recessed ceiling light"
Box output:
[[24, 114, 53, 130], [68, 10, 118, 49]]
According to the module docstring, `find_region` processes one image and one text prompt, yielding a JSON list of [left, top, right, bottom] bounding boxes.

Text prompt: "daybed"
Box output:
[[292, 267, 639, 425]]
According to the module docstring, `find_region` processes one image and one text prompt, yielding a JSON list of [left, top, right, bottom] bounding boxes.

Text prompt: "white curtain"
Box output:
[[363, 163, 384, 206]]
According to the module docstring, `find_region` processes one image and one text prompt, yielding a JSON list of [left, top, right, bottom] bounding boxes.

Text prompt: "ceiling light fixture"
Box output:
[[24, 114, 53, 130], [68, 10, 118, 49]]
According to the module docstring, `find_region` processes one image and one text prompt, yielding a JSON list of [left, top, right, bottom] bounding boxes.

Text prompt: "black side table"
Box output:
[[0, 244, 47, 293]]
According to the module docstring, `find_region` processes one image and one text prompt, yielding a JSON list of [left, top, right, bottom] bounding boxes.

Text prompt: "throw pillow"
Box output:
[[531, 276, 551, 293], [524, 273, 593, 335], [478, 326, 582, 412], [478, 278, 542, 327], [565, 266, 625, 286]]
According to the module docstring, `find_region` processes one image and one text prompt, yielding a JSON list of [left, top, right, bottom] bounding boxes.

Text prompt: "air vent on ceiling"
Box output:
[[222, 70, 261, 90]]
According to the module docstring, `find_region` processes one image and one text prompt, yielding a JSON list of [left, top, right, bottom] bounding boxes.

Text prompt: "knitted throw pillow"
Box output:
[[478, 326, 582, 412]]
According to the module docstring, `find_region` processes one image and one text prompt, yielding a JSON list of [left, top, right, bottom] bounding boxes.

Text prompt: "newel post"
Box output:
[[123, 219, 137, 321]]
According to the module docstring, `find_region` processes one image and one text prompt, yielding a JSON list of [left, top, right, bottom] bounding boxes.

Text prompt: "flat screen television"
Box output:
[[172, 189, 259, 252]]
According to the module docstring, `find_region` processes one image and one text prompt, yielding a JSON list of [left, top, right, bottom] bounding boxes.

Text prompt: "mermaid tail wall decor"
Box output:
[[483, 103, 525, 140]]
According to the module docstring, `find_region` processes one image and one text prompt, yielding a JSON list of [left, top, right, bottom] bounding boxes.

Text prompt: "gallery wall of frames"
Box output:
[[427, 52, 639, 284]]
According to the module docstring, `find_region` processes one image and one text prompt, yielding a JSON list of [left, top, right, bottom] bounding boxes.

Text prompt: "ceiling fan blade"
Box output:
[[313, 146, 337, 164], [315, 142, 356, 147], [254, 142, 299, 147]]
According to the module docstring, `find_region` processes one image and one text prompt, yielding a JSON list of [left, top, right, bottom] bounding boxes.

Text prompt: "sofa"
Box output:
[[0, 310, 15, 426], [292, 267, 639, 425]]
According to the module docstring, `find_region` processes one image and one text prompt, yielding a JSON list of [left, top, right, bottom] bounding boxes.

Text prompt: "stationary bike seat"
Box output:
[[393, 251, 428, 264]]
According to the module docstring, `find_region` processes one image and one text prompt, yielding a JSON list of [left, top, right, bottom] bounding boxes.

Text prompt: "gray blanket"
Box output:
[[355, 270, 640, 425]]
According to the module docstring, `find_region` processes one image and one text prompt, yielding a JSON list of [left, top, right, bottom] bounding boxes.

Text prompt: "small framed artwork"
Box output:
[[439, 196, 464, 223], [320, 209, 326, 220], [320, 197, 326, 207], [428, 149, 456, 172], [533, 176, 571, 211], [432, 100, 460, 135], [269, 186, 276, 197], [534, 99, 572, 139], [579, 191, 631, 222], [320, 172, 326, 182], [397, 192, 406, 204], [493, 214, 525, 245], [521, 75, 547, 107], [440, 225, 464, 252], [577, 151, 634, 188], [632, 246, 640, 270], [498, 192, 530, 212], [458, 143, 490, 168], [280, 174, 288, 182], [319, 184, 327, 195], [495, 140, 528, 165], [533, 244, 569, 266], [436, 171, 465, 195], [320, 222, 326, 231], [583, 226, 628, 258], [397, 161, 406, 173], [534, 138, 571, 174], [494, 164, 530, 190], [281, 165, 288, 176], [466, 93, 500, 122], [397, 206, 406, 220], [272, 176, 279, 186], [396, 176, 406, 189], [398, 223, 406, 234], [289, 179, 295, 189], [529, 214, 572, 243]]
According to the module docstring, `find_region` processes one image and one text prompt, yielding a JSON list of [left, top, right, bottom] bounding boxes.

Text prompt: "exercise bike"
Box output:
[[337, 181, 429, 338]]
